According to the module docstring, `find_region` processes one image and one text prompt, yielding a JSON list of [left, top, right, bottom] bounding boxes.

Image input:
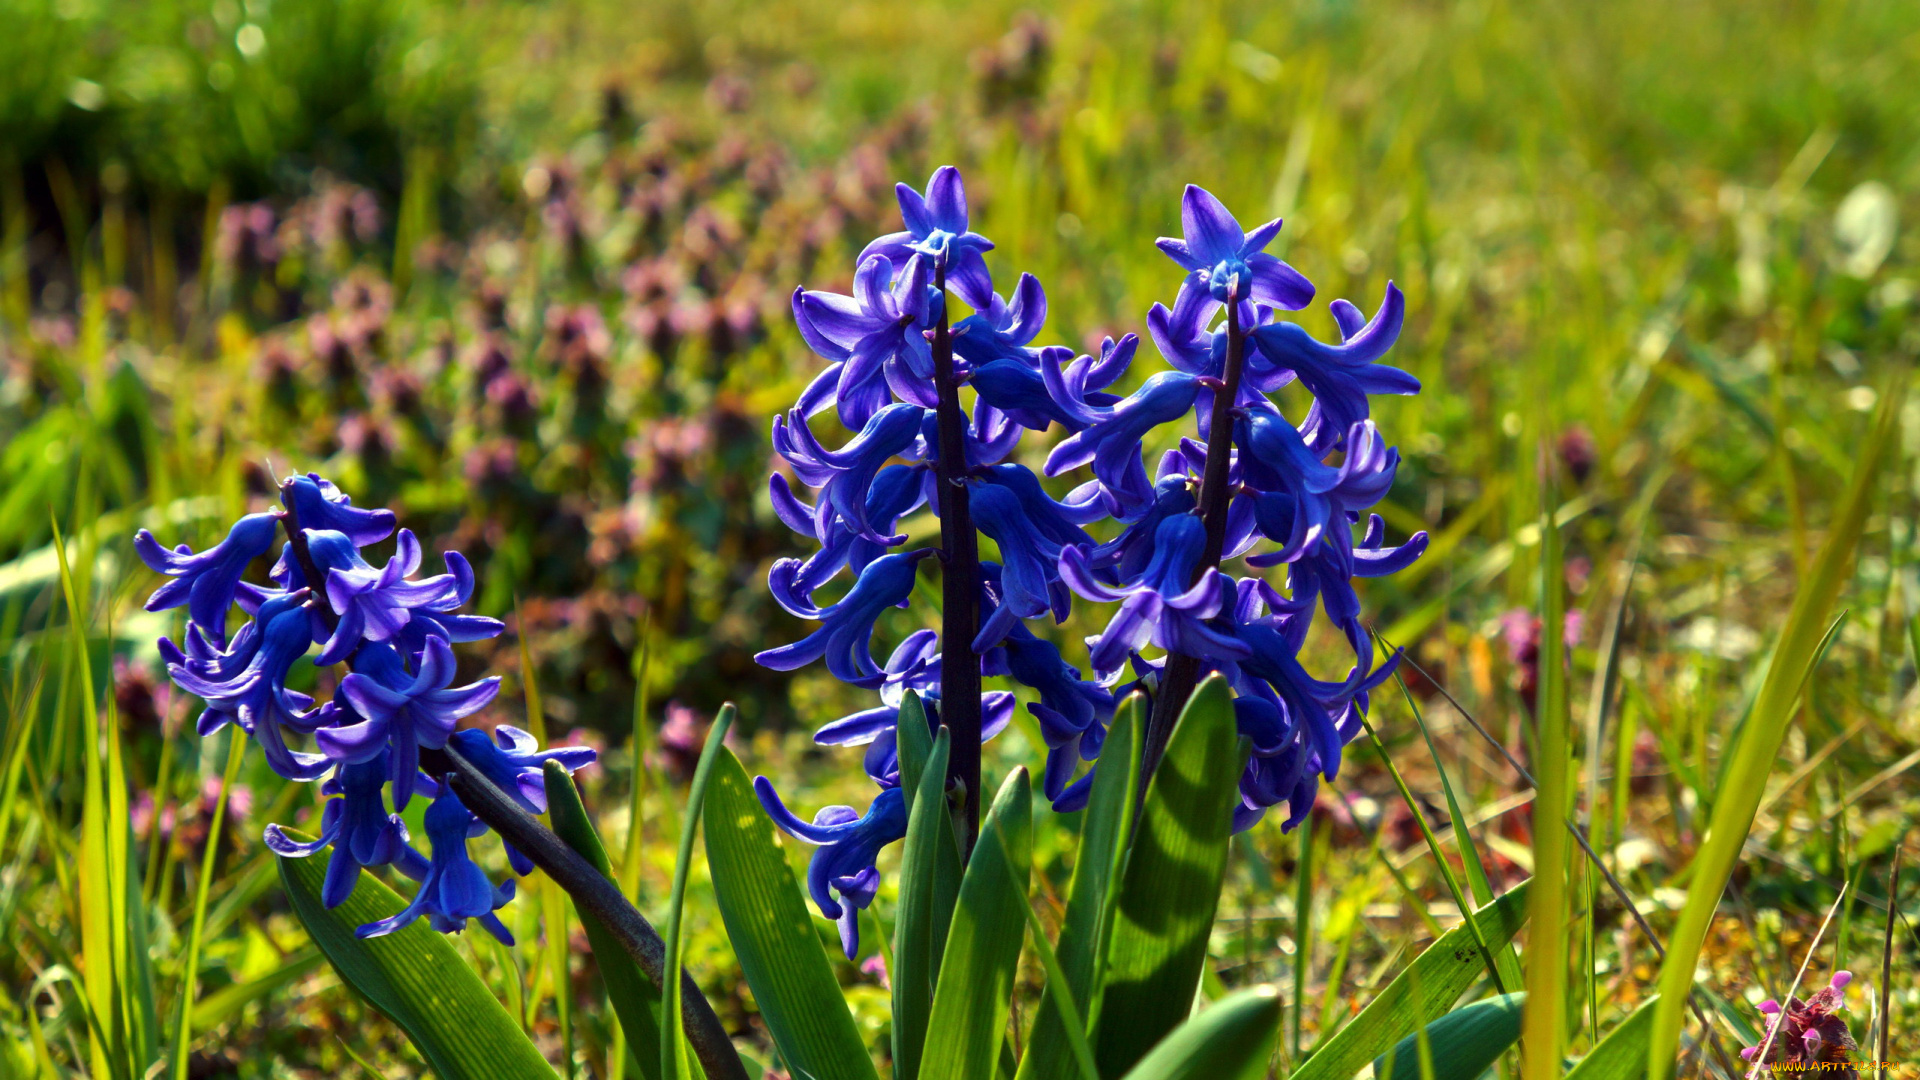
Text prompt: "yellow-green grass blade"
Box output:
[[919, 768, 1033, 1080], [1524, 477, 1572, 1080], [1563, 996, 1659, 1080], [1645, 370, 1906, 1078], [277, 831, 558, 1080], [1375, 993, 1525, 1080], [188, 948, 326, 1031], [516, 608, 575, 1080], [893, 723, 958, 1080], [702, 746, 878, 1080], [1016, 692, 1142, 1080], [1392, 669, 1524, 993], [661, 702, 734, 1080], [1292, 878, 1532, 1080], [544, 761, 666, 1080], [1114, 985, 1281, 1080], [1093, 675, 1240, 1078]]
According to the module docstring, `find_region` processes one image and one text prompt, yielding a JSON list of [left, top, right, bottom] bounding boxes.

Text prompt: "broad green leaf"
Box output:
[[897, 691, 933, 802], [1294, 879, 1532, 1080], [702, 748, 878, 1080], [1116, 985, 1280, 1080], [1093, 675, 1240, 1078], [1016, 692, 1143, 1080], [893, 725, 959, 1080], [544, 762, 665, 1080], [920, 769, 1033, 1080], [1647, 371, 1906, 1078], [1375, 993, 1525, 1080], [1564, 996, 1659, 1080], [277, 834, 557, 1080]]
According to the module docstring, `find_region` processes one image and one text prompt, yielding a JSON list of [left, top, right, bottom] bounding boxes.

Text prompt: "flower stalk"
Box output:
[[1143, 290, 1244, 783], [929, 263, 984, 854]]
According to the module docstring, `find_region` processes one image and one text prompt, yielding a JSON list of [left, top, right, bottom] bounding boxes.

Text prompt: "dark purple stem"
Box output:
[[929, 264, 982, 858], [1142, 295, 1244, 785]]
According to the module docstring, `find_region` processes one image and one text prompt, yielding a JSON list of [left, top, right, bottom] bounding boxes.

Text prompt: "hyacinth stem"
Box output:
[[275, 485, 749, 1080], [1142, 296, 1245, 784], [929, 264, 983, 857]]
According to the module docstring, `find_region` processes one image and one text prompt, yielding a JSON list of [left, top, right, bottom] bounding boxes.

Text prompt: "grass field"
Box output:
[[2, 0, 1918, 1075]]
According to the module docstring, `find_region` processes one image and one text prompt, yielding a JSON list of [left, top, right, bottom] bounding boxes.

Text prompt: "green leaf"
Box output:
[[1093, 675, 1241, 1078], [1564, 996, 1659, 1080], [662, 703, 735, 1080], [277, 834, 557, 1080], [920, 768, 1033, 1080], [1016, 692, 1143, 1080], [897, 691, 933, 803], [1647, 370, 1907, 1079], [1293, 879, 1532, 1080], [893, 725, 960, 1080], [1115, 985, 1280, 1080], [702, 747, 878, 1080], [1375, 993, 1525, 1080], [544, 762, 665, 1080]]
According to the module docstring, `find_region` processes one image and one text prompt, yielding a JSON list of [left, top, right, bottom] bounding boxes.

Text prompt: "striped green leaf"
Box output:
[[1015, 693, 1143, 1080], [1093, 675, 1241, 1078], [919, 768, 1033, 1080], [1565, 996, 1659, 1080], [1115, 985, 1280, 1080], [1375, 993, 1525, 1080], [277, 833, 557, 1080], [1293, 878, 1532, 1080], [1646, 371, 1907, 1078], [702, 747, 878, 1080], [893, 724, 960, 1080], [543, 762, 665, 1080]]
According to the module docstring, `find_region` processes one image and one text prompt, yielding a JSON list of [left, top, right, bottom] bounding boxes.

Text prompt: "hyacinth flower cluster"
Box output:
[[1740, 972, 1860, 1076], [134, 474, 596, 942], [757, 166, 1426, 955]]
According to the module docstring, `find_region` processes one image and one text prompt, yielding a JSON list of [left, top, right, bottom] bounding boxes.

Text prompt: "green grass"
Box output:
[[3, 0, 1918, 1075]]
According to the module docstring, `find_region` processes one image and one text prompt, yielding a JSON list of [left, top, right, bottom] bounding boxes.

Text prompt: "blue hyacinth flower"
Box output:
[[1248, 283, 1416, 453], [1155, 184, 1314, 308], [313, 529, 483, 667], [264, 751, 425, 908], [968, 485, 1077, 651], [135, 512, 279, 646], [755, 549, 933, 688], [167, 597, 333, 781], [1044, 370, 1202, 518], [1060, 515, 1247, 680], [753, 780, 907, 958], [951, 272, 1047, 368], [446, 725, 598, 815], [859, 166, 996, 309], [772, 402, 929, 546], [283, 472, 397, 546], [791, 254, 937, 427], [768, 462, 928, 609], [358, 788, 516, 944], [329, 637, 502, 810], [998, 624, 1114, 809]]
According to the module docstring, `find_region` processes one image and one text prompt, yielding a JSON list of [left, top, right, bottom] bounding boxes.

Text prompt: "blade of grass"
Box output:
[[168, 728, 244, 1080], [1524, 467, 1571, 1080], [1360, 715, 1510, 997], [661, 702, 735, 1080], [1646, 369, 1906, 1078], [517, 605, 575, 1080], [1875, 846, 1900, 1079], [999, 833, 1099, 1080]]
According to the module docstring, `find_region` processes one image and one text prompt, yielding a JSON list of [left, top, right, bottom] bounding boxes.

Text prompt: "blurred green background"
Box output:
[[3, 0, 1917, 1074]]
